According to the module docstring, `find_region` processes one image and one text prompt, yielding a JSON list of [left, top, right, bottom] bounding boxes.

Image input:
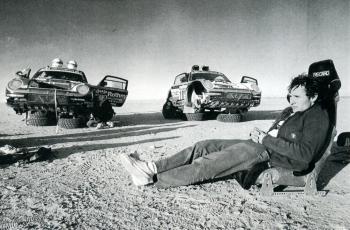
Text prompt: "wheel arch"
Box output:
[[185, 81, 206, 105]]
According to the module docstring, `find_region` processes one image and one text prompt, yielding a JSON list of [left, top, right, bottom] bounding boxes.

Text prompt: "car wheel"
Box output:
[[58, 117, 83, 129], [185, 113, 205, 121], [185, 91, 205, 121], [217, 113, 242, 122], [26, 111, 56, 126]]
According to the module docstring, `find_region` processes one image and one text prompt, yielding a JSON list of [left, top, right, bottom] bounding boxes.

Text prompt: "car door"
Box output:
[[94, 75, 129, 107], [171, 73, 188, 101]]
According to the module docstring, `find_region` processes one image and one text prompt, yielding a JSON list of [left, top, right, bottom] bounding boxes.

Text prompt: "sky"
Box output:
[[0, 0, 349, 101]]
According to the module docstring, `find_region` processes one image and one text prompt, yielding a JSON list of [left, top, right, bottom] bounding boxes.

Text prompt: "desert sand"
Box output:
[[0, 97, 349, 229]]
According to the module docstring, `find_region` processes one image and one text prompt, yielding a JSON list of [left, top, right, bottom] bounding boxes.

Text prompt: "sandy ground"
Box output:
[[0, 97, 350, 229]]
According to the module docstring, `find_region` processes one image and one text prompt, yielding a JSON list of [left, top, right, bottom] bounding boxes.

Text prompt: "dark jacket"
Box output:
[[262, 104, 330, 172]]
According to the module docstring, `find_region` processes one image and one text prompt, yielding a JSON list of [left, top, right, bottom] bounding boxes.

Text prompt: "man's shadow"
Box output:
[[116, 112, 184, 125]]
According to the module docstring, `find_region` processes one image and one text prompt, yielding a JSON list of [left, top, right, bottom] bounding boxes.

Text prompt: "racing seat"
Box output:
[[255, 59, 341, 196]]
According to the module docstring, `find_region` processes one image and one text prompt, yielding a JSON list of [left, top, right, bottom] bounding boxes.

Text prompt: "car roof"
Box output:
[[190, 70, 225, 75]]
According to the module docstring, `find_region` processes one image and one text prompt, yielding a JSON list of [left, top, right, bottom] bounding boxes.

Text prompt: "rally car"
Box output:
[[5, 59, 128, 128], [162, 65, 261, 122]]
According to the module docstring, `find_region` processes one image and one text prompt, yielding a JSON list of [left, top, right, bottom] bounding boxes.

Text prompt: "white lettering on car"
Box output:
[[95, 89, 125, 99]]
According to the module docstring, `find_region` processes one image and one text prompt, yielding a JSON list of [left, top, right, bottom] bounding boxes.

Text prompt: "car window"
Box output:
[[104, 80, 126, 90], [174, 74, 188, 85], [33, 71, 87, 83], [100, 76, 128, 90], [191, 73, 231, 82]]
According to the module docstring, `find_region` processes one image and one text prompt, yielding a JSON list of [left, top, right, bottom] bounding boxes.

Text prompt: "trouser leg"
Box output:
[[154, 140, 269, 188], [155, 139, 243, 173]]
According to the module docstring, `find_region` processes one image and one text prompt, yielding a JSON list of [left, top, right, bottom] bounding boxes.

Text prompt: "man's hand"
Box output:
[[250, 127, 267, 144]]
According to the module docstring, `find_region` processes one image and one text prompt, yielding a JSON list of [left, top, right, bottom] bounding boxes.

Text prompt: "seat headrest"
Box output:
[[308, 59, 341, 92]]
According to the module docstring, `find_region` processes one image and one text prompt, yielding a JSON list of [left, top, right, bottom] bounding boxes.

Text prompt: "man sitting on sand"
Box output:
[[121, 74, 330, 188]]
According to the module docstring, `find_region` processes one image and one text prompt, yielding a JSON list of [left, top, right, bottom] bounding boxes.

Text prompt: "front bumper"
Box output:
[[6, 88, 94, 114], [200, 91, 260, 109]]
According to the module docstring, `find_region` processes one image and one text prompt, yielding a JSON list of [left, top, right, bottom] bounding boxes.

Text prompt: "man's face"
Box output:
[[288, 86, 314, 113]]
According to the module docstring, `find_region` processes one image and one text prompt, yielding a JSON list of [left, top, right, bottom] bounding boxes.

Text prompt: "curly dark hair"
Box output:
[[288, 73, 320, 99]]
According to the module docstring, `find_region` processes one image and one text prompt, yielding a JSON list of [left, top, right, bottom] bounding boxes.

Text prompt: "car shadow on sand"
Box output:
[[52, 136, 181, 159], [5, 123, 196, 149], [116, 109, 282, 124], [116, 112, 185, 125], [318, 142, 350, 190]]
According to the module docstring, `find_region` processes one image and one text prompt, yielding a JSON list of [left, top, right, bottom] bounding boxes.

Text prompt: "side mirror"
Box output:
[[99, 81, 107, 87], [15, 70, 24, 77], [15, 68, 31, 78]]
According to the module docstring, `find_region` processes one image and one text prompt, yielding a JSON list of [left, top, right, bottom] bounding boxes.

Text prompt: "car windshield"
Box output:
[[191, 73, 231, 82], [34, 71, 87, 83]]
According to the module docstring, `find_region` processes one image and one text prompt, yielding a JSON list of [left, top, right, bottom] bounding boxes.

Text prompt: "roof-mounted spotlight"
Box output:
[[51, 58, 63, 68], [192, 65, 200, 71], [202, 65, 209, 71], [67, 60, 78, 70]]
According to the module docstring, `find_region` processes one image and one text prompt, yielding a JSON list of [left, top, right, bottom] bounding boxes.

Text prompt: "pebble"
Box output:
[[5, 186, 17, 191]]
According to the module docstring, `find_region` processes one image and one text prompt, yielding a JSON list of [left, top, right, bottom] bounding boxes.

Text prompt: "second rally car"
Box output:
[[162, 65, 261, 122]]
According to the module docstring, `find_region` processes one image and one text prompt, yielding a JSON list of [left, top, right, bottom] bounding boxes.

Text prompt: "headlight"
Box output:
[[7, 79, 23, 90], [76, 84, 90, 95], [203, 80, 214, 90]]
